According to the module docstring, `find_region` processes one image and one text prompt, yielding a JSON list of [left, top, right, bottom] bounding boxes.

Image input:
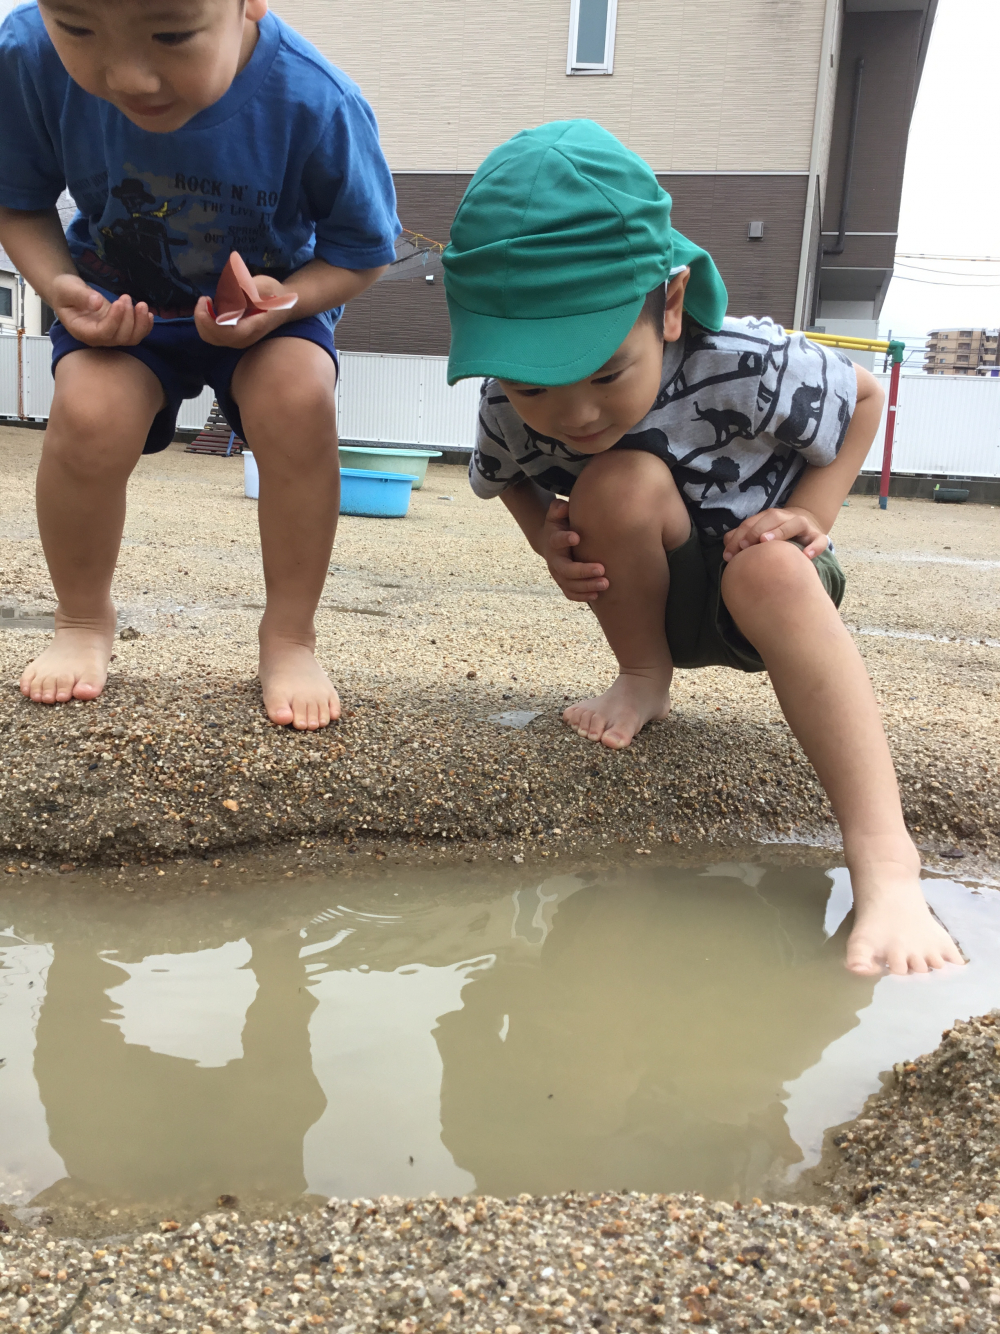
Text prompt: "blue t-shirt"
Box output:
[[0, 4, 400, 321]]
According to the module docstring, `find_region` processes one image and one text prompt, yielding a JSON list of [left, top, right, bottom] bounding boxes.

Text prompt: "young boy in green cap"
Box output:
[[442, 118, 962, 979]]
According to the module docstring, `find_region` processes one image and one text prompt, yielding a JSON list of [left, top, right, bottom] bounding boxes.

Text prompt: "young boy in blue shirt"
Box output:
[[443, 119, 962, 979], [0, 0, 400, 730]]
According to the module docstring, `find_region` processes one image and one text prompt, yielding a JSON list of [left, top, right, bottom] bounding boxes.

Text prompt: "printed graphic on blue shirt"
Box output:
[[72, 169, 305, 318]]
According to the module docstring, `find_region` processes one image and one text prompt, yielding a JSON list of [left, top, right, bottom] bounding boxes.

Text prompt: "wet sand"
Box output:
[[0, 425, 998, 868]]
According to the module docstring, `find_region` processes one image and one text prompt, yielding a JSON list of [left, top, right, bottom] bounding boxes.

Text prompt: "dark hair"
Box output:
[[638, 282, 666, 333]]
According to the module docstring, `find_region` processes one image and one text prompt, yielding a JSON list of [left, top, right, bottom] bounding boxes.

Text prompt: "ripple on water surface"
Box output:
[[0, 858, 998, 1215]]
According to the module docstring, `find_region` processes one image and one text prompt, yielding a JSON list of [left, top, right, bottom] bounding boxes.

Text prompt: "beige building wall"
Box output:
[[814, 0, 843, 203], [271, 0, 830, 173]]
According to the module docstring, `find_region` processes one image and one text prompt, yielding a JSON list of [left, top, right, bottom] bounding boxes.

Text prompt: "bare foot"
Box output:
[[562, 667, 672, 749], [845, 856, 965, 975], [259, 634, 341, 730], [19, 605, 116, 704]]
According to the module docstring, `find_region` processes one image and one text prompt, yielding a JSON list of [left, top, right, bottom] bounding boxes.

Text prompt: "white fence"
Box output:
[[862, 372, 1000, 477], [4, 333, 1000, 474], [335, 352, 480, 448]]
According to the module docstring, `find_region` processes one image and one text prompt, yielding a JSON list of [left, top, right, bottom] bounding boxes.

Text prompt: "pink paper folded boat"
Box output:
[[209, 251, 298, 326]]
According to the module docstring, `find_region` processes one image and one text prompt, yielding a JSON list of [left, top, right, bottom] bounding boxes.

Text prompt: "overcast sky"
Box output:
[[877, 0, 1000, 339], [1, 0, 994, 341]]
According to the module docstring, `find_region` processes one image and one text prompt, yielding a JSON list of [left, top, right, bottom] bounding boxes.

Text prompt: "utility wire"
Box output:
[[891, 274, 1000, 287], [895, 252, 1000, 263], [895, 262, 1000, 278]]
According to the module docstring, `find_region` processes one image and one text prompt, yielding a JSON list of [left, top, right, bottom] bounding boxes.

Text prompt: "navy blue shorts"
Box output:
[[50, 314, 339, 455]]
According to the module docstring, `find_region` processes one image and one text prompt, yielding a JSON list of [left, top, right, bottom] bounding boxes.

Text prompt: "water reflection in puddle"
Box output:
[[0, 859, 997, 1214]]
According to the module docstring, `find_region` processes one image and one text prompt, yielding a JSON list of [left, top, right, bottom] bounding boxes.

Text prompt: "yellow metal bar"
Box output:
[[788, 329, 892, 353]]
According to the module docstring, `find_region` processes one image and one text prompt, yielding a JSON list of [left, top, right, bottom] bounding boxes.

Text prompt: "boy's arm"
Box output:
[[723, 364, 884, 562], [192, 258, 387, 349], [0, 205, 154, 345], [500, 478, 609, 602]]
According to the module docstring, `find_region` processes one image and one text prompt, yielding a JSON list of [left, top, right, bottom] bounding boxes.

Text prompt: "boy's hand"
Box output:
[[193, 275, 296, 348], [49, 274, 154, 346], [542, 499, 609, 602], [722, 506, 830, 563]]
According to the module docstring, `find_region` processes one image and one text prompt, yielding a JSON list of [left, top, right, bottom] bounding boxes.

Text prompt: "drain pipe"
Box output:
[[824, 56, 865, 257]]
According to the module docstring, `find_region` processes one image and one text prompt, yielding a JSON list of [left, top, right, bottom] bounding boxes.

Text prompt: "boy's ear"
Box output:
[[245, 0, 268, 20], [662, 268, 690, 343]]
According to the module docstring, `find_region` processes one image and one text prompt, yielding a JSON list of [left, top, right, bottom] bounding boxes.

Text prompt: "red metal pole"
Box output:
[[879, 356, 901, 511], [16, 327, 26, 420]]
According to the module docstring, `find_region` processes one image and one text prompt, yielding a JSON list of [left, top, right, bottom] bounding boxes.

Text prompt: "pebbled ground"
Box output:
[[1, 426, 998, 866]]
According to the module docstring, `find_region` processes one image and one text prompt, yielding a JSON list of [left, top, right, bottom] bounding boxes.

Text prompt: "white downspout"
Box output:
[[793, 0, 841, 329]]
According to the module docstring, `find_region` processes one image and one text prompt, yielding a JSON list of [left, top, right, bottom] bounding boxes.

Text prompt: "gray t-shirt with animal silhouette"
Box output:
[[469, 316, 858, 538]]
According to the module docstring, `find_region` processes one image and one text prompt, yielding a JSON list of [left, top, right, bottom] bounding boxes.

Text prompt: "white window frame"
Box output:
[[0, 278, 15, 325], [566, 0, 618, 76]]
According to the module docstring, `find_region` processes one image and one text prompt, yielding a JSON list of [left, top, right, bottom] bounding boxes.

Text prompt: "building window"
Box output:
[[0, 286, 12, 319], [567, 0, 618, 75]]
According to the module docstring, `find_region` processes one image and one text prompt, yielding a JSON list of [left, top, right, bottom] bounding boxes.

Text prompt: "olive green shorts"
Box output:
[[663, 526, 847, 673]]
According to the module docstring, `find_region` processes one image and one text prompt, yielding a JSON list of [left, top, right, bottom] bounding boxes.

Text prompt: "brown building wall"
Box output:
[[819, 8, 925, 307], [335, 172, 809, 356], [658, 174, 809, 326]]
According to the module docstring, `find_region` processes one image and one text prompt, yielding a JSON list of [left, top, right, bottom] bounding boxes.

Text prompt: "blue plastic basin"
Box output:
[[340, 467, 419, 518]]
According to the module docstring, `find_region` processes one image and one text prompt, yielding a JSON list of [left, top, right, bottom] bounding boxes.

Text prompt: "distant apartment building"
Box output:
[[923, 329, 1000, 376], [273, 0, 938, 355]]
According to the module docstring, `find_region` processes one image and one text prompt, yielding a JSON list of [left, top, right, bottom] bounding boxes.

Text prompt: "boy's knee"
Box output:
[[236, 341, 337, 428], [570, 449, 676, 515], [722, 539, 817, 605], [272, 370, 336, 423], [569, 449, 686, 539], [47, 378, 154, 476]]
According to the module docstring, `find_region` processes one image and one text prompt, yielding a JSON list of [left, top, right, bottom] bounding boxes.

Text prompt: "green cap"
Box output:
[[443, 119, 728, 386]]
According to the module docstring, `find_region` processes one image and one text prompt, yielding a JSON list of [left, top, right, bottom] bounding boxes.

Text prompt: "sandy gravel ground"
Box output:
[[0, 426, 997, 865], [4, 1017, 1000, 1332]]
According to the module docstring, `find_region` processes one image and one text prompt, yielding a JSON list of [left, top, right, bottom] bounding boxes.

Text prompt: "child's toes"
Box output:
[[845, 936, 882, 975], [885, 946, 913, 976], [583, 714, 607, 742], [266, 698, 295, 726], [55, 672, 77, 702], [601, 716, 640, 749], [72, 671, 105, 701]]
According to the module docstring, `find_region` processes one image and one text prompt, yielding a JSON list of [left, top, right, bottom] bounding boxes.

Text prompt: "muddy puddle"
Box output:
[[1, 856, 999, 1224]]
